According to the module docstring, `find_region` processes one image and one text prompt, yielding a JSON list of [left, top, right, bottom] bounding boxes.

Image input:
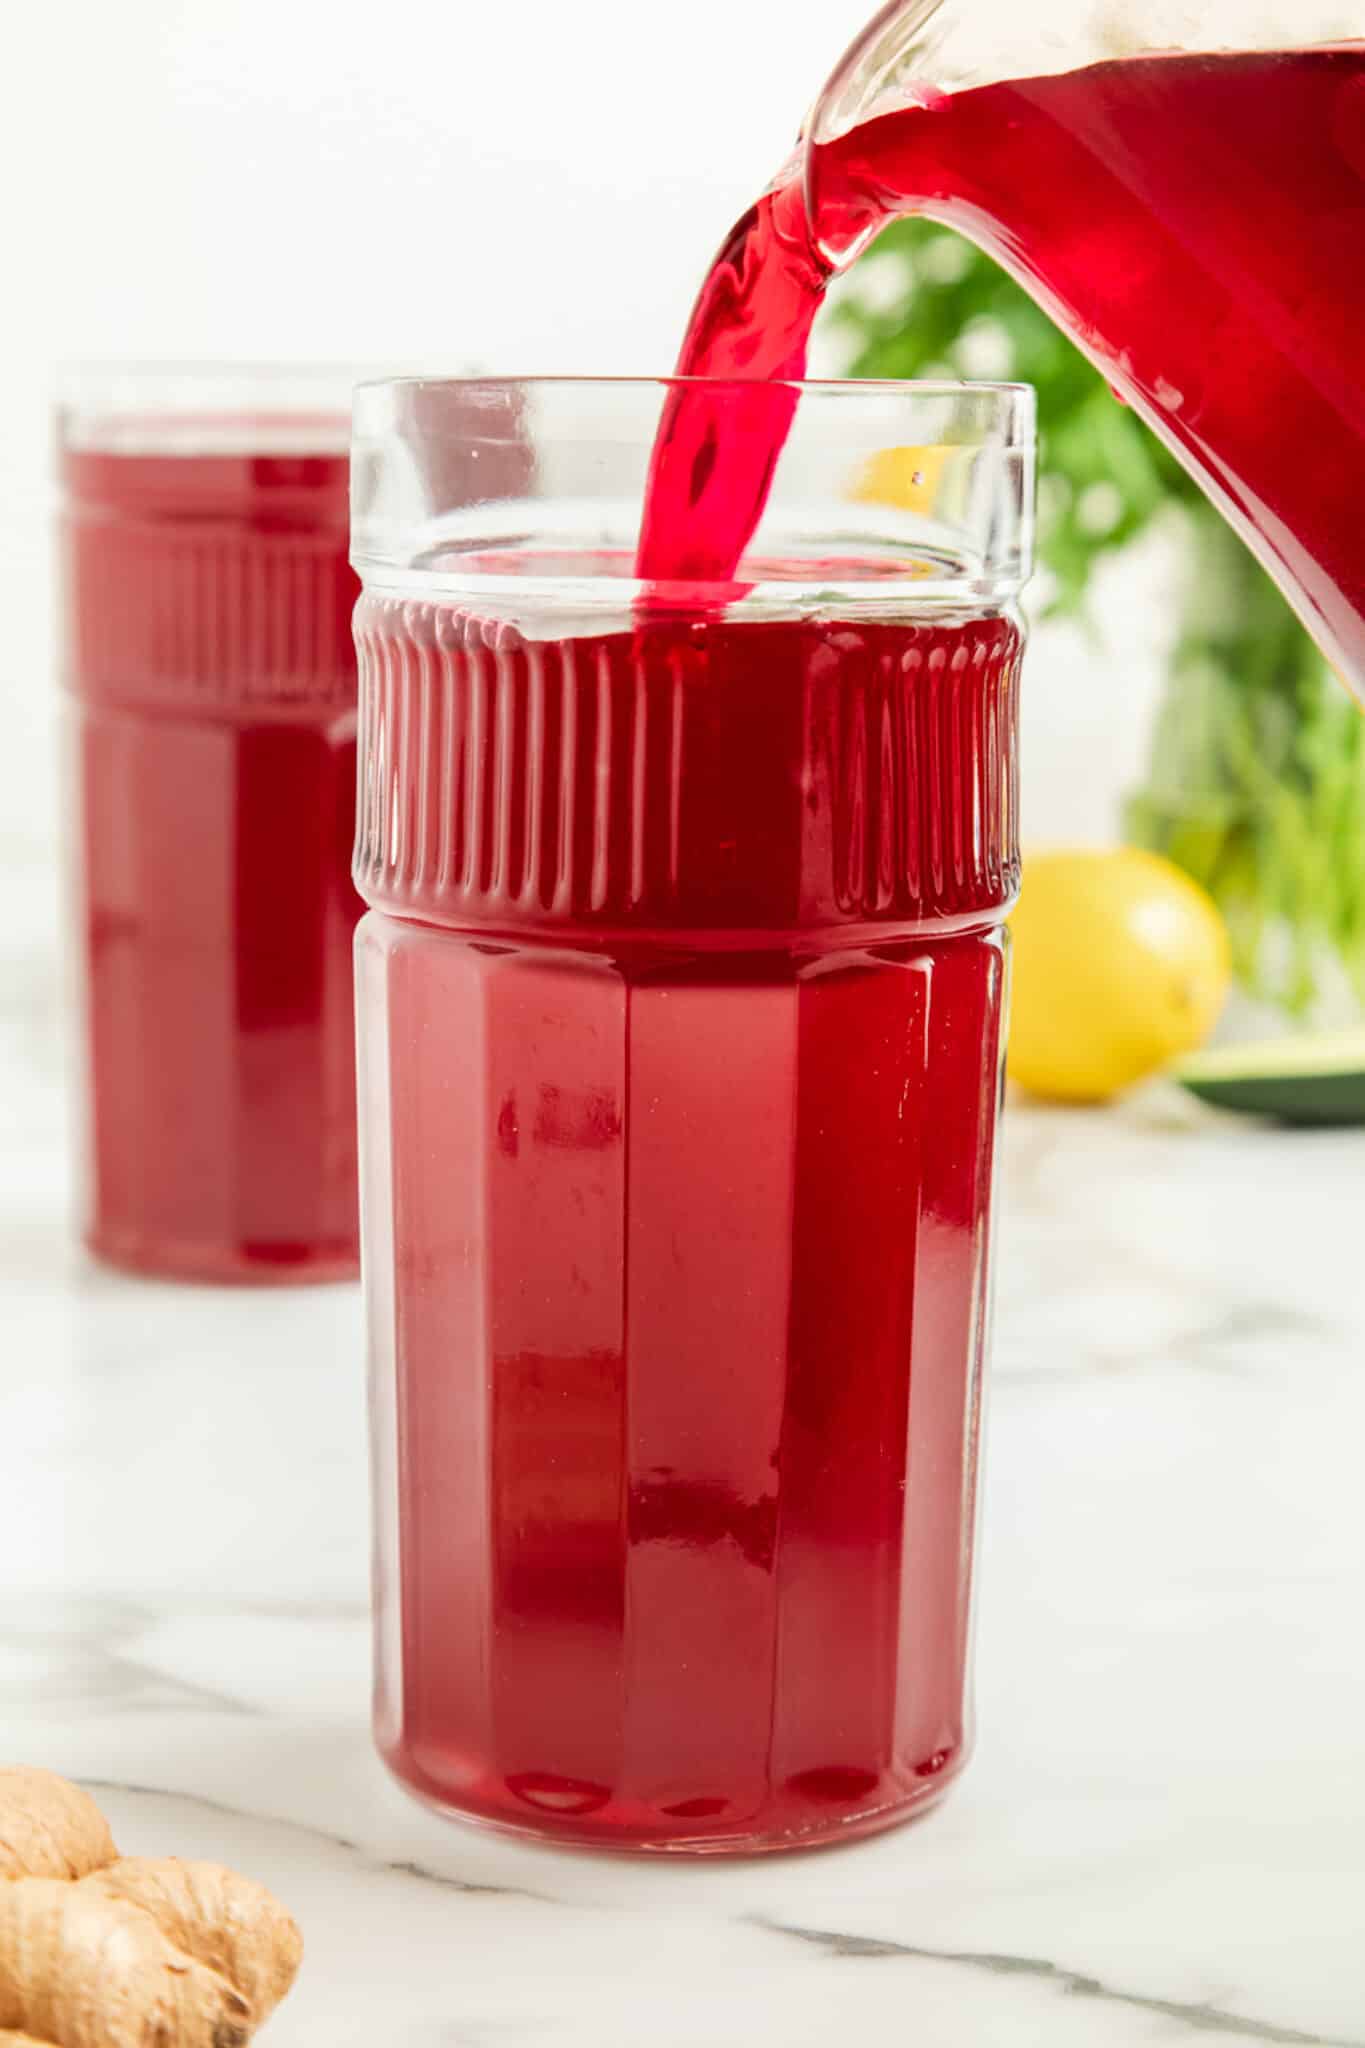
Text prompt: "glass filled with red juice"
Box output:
[[352, 375, 1034, 1852], [60, 368, 363, 1283]]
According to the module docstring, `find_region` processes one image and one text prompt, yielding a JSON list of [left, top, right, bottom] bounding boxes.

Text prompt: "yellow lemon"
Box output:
[[1008, 847, 1231, 1103], [849, 444, 955, 514]]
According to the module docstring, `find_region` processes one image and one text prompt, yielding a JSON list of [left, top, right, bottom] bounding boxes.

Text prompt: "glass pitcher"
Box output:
[[803, 1, 1365, 698]]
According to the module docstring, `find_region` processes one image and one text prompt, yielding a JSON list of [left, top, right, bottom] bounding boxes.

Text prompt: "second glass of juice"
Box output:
[[353, 375, 1035, 1852], [60, 368, 363, 1282]]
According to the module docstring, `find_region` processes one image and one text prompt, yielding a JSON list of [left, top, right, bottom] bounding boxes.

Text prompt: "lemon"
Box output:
[[849, 444, 955, 515], [1008, 847, 1231, 1103]]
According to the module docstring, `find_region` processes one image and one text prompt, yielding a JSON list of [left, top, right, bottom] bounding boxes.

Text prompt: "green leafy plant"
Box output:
[[835, 218, 1365, 1018]]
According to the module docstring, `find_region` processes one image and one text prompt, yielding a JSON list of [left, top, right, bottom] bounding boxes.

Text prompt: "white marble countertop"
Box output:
[[2, 872, 1363, 2047]]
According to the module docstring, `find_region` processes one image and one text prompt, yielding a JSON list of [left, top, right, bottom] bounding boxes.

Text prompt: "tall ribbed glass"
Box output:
[[351, 376, 1035, 1852], [60, 369, 363, 1282]]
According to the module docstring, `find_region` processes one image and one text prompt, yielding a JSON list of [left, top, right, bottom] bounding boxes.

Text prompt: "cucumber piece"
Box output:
[[1176, 1031, 1365, 1127]]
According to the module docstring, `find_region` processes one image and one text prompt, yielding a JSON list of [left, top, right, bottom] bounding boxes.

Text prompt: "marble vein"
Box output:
[[758, 1921, 1365, 2048], [81, 1778, 556, 1905]]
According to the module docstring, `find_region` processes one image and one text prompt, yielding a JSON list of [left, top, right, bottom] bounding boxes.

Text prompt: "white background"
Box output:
[[0, 0, 1161, 878]]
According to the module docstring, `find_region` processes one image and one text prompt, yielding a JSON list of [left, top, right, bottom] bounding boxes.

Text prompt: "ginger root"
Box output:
[[81, 1864, 300, 2029], [0, 1778, 116, 1885], [0, 1772, 301, 2048], [0, 1879, 251, 2048]]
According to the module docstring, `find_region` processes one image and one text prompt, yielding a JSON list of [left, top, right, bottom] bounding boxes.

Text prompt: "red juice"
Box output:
[[62, 433, 362, 1281], [642, 46, 1365, 693], [356, 586, 1022, 1849]]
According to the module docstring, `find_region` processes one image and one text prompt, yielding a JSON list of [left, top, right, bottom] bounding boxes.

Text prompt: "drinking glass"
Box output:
[[353, 374, 1034, 1851], [60, 367, 363, 1282]]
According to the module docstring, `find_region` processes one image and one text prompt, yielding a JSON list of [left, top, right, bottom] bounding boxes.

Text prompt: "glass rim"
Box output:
[[352, 372, 1036, 612], [355, 372, 1032, 390], [355, 370, 1034, 415], [55, 359, 424, 399], [56, 362, 391, 459]]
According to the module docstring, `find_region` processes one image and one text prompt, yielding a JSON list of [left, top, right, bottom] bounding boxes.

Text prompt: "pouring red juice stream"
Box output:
[[642, 44, 1365, 697], [376, 43, 1365, 1848]]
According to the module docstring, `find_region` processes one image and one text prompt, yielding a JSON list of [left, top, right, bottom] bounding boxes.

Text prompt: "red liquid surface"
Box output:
[[357, 596, 1020, 1849], [64, 444, 362, 1281], [642, 46, 1365, 693]]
